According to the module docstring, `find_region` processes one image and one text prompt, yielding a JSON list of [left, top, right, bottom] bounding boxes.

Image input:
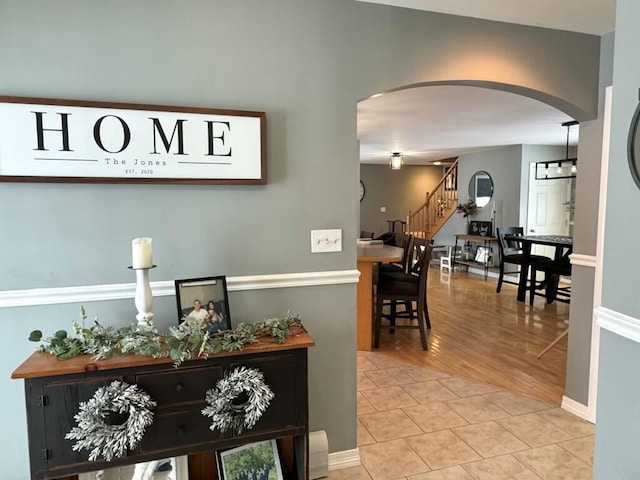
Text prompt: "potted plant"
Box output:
[[456, 199, 477, 218], [456, 199, 477, 234]]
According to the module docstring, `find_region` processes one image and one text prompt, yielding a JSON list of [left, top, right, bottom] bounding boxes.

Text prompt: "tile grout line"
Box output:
[[356, 354, 593, 480]]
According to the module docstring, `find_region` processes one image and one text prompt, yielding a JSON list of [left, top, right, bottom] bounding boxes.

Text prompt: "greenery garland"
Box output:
[[202, 366, 274, 435], [29, 307, 305, 367], [65, 380, 156, 461]]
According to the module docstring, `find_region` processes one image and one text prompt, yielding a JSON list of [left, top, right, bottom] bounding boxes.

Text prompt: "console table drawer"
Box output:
[[232, 354, 302, 432], [135, 365, 223, 408], [139, 410, 220, 452]]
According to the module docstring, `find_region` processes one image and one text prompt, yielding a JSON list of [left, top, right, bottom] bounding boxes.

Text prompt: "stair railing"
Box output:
[[407, 158, 459, 239]]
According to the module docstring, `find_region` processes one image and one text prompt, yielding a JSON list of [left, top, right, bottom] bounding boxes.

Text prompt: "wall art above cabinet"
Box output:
[[0, 96, 267, 185]]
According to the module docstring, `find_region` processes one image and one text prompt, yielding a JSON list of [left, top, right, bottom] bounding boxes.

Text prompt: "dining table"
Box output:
[[357, 244, 403, 350], [505, 234, 573, 302]]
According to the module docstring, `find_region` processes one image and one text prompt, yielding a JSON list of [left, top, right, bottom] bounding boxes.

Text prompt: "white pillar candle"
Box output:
[[132, 237, 153, 269]]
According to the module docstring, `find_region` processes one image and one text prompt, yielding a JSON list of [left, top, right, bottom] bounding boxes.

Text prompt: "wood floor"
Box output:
[[373, 266, 569, 405]]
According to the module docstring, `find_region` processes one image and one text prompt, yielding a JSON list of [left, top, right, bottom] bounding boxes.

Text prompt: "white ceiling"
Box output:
[[358, 86, 578, 165], [356, 0, 615, 35], [356, 0, 611, 165]]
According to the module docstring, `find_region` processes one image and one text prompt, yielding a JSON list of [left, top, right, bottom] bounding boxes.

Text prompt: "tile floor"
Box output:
[[330, 351, 594, 480]]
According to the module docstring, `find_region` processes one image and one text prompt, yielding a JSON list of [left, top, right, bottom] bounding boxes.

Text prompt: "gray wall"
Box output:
[[433, 145, 523, 246], [565, 265, 596, 404], [565, 31, 615, 407], [594, 330, 640, 478], [594, 0, 640, 475], [359, 164, 443, 236], [0, 1, 601, 478]]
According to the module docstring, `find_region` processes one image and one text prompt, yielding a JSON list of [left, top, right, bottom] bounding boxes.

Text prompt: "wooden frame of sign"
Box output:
[[0, 96, 267, 185]]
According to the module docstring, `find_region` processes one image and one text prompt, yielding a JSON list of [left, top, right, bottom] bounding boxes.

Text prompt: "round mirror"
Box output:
[[468, 171, 494, 208]]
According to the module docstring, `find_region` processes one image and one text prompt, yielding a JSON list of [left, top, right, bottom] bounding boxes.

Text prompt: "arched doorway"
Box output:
[[358, 82, 584, 406]]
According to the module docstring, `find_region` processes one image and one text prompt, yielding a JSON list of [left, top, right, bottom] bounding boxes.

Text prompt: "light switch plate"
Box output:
[[380, 206, 386, 212], [311, 229, 342, 253]]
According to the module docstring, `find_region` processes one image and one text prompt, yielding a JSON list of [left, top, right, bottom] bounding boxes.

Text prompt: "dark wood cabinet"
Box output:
[[12, 333, 314, 480]]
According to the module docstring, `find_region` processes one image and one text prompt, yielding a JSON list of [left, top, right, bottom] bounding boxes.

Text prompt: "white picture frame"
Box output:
[[474, 246, 490, 264]]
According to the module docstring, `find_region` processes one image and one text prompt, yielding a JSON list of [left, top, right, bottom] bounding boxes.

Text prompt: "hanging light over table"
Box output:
[[535, 121, 578, 180]]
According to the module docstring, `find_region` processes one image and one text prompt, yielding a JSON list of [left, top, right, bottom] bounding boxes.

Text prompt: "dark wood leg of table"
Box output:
[[516, 243, 531, 302], [453, 237, 460, 270], [544, 245, 568, 304], [484, 238, 489, 280], [546, 274, 559, 303]]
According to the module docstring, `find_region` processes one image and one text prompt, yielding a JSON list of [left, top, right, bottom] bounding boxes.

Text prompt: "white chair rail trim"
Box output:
[[569, 253, 597, 268], [596, 306, 640, 345], [0, 270, 361, 308]]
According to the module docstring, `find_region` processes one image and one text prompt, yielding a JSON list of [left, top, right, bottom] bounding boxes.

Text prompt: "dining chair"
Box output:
[[529, 247, 572, 304], [495, 227, 549, 296], [374, 239, 433, 351]]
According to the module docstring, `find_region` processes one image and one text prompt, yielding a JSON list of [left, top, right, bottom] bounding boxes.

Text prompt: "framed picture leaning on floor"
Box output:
[[217, 439, 284, 480], [474, 246, 491, 265]]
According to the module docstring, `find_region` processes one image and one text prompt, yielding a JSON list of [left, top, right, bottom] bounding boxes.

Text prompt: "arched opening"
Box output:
[[358, 82, 579, 404]]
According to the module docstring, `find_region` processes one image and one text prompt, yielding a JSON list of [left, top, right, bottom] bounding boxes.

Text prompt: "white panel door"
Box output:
[[526, 162, 571, 258]]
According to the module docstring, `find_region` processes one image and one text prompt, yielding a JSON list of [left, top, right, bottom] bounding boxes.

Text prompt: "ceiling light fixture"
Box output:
[[535, 120, 579, 180], [389, 152, 404, 170]]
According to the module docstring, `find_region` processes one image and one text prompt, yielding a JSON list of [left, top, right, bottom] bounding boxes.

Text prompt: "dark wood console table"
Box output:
[[12, 333, 315, 480]]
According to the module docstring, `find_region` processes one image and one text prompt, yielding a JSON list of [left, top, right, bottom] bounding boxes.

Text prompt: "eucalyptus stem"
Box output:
[[29, 309, 306, 367]]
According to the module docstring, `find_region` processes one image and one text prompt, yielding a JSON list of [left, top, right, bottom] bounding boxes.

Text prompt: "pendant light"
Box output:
[[534, 121, 578, 180]]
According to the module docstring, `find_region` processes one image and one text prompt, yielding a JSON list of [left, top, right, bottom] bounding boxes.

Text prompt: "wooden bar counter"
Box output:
[[357, 245, 403, 351]]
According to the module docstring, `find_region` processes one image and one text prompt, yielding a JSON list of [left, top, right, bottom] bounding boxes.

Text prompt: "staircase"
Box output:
[[407, 159, 458, 239]]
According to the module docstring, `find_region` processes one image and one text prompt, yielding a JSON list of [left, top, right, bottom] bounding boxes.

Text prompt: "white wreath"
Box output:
[[202, 366, 274, 435], [65, 380, 156, 461]]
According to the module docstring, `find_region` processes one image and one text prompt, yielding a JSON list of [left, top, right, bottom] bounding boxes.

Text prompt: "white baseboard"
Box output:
[[561, 395, 593, 423], [328, 448, 360, 471]]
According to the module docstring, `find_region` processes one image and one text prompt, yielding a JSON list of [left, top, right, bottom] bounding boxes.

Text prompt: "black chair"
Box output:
[[495, 227, 549, 294], [529, 247, 572, 304], [374, 232, 397, 245], [387, 219, 407, 233], [377, 234, 417, 325], [374, 239, 433, 350], [379, 233, 414, 275]]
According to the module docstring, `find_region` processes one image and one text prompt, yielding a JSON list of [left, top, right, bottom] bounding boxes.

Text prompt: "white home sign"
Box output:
[[0, 96, 266, 184]]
